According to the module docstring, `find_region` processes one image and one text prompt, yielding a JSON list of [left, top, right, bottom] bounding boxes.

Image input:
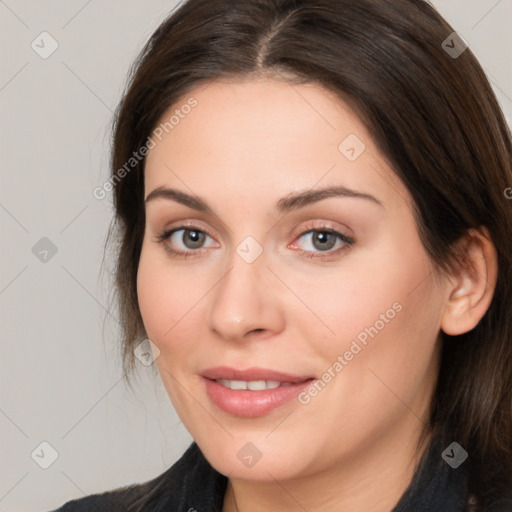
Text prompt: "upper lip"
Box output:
[[201, 366, 314, 383]]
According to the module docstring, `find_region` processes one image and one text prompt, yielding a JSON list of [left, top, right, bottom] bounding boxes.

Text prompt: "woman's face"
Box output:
[[137, 78, 448, 481]]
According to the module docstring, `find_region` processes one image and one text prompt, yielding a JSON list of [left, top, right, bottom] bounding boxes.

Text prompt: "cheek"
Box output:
[[136, 244, 215, 354], [136, 246, 186, 342], [321, 257, 441, 417], [284, 260, 442, 454], [136, 256, 167, 340], [286, 255, 429, 348], [290, 237, 442, 382]]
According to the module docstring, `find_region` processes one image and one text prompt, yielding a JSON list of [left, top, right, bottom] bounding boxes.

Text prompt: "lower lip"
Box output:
[[203, 377, 314, 417]]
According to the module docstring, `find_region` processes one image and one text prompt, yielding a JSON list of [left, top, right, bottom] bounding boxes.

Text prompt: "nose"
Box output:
[[207, 253, 285, 342]]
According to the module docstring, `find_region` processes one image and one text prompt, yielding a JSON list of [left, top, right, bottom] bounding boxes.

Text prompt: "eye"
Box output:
[[290, 226, 354, 259], [154, 227, 217, 257], [154, 224, 353, 259]]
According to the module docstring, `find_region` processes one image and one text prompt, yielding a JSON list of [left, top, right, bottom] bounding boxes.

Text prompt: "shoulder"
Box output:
[[47, 470, 170, 512], [47, 483, 143, 511], [48, 442, 227, 512]]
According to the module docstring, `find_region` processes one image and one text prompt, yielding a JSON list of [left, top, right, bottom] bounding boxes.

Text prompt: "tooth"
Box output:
[[215, 379, 295, 390], [230, 380, 248, 390], [247, 380, 267, 391]]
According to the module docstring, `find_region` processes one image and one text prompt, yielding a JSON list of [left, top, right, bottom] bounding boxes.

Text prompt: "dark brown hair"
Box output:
[[104, 0, 512, 507]]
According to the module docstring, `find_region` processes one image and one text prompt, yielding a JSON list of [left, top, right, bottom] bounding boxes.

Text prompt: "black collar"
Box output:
[[391, 434, 470, 512]]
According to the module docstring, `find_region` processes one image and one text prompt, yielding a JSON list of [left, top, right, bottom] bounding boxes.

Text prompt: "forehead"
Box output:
[[143, 78, 409, 211]]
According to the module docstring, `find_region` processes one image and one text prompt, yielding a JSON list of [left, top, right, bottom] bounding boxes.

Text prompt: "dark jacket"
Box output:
[[49, 435, 511, 512]]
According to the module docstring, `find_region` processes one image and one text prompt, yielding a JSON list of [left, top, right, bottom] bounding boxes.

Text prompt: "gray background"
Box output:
[[1, 1, 510, 511]]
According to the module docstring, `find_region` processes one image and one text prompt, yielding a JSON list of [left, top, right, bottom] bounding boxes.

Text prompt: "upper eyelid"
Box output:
[[160, 220, 217, 236], [146, 198, 364, 237], [160, 221, 348, 236]]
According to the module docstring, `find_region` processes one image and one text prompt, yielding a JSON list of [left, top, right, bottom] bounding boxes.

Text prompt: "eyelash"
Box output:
[[153, 223, 354, 260]]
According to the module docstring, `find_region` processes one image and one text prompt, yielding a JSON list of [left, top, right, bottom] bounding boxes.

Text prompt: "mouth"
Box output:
[[200, 366, 316, 417]]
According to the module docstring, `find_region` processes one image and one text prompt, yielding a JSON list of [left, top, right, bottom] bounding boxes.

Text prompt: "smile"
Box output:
[[201, 366, 315, 417]]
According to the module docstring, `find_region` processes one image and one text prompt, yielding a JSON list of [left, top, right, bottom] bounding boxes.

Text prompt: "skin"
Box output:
[[136, 78, 497, 511]]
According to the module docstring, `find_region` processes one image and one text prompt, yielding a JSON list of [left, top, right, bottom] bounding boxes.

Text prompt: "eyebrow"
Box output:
[[144, 185, 383, 213]]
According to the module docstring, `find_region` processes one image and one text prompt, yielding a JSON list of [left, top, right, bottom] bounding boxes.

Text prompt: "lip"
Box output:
[[201, 366, 313, 383], [201, 366, 315, 417]]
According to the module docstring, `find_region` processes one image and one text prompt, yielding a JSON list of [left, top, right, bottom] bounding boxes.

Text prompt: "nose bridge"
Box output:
[[207, 246, 283, 340]]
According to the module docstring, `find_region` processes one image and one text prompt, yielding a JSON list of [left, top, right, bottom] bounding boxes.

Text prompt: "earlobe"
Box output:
[[440, 227, 498, 336]]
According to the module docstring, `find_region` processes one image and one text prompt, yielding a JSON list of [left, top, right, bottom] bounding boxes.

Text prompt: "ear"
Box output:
[[440, 227, 498, 336]]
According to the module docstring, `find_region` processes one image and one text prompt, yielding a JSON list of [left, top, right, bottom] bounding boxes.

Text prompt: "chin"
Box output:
[[195, 433, 316, 482]]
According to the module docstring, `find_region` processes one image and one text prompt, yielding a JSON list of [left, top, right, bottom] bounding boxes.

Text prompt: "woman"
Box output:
[[52, 0, 512, 510]]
